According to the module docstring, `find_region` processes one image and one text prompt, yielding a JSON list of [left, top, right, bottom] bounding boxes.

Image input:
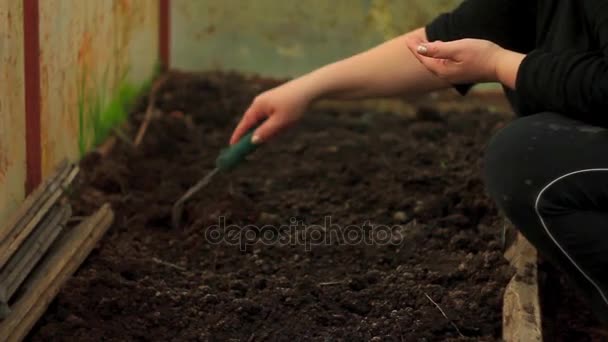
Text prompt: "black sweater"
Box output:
[[426, 0, 608, 119]]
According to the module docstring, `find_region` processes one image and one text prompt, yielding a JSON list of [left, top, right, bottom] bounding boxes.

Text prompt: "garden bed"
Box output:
[[27, 72, 597, 341]]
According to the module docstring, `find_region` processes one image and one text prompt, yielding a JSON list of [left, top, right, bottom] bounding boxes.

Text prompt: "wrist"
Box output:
[[291, 69, 330, 103], [494, 49, 526, 89]]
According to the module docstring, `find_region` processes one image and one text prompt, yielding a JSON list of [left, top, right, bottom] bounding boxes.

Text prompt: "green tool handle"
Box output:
[[215, 122, 263, 171]]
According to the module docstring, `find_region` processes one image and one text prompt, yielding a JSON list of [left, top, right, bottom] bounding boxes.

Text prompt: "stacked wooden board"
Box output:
[[503, 228, 543, 341], [0, 162, 114, 342]]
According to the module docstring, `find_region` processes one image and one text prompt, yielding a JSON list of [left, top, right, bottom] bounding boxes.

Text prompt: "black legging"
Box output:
[[484, 112, 608, 323]]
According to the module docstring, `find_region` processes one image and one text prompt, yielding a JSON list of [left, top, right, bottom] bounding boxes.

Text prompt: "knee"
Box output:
[[482, 116, 542, 214]]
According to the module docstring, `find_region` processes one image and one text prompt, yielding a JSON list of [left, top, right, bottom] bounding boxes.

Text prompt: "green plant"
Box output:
[[77, 63, 159, 155]]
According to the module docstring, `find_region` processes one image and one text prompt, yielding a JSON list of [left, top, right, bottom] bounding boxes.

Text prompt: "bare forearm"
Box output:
[[230, 29, 455, 144], [290, 29, 451, 102]]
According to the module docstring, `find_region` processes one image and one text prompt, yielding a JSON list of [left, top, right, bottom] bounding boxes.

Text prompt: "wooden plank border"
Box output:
[[0, 204, 114, 342], [503, 231, 543, 341]]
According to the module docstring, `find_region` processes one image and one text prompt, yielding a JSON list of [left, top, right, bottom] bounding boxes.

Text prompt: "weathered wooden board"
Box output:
[[503, 232, 543, 342], [0, 164, 78, 270], [0, 204, 71, 303], [0, 0, 26, 225], [0, 204, 114, 342], [0, 161, 67, 247]]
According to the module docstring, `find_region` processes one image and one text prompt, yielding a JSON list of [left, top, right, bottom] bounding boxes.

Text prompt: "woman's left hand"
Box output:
[[406, 38, 522, 87]]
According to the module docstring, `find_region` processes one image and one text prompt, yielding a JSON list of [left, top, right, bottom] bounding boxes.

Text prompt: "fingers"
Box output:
[[230, 101, 268, 145], [407, 40, 427, 65], [407, 37, 441, 67], [407, 38, 460, 80], [419, 58, 447, 78], [405, 34, 427, 59], [408, 42, 445, 74], [251, 113, 291, 144], [416, 40, 459, 59], [404, 33, 427, 50]]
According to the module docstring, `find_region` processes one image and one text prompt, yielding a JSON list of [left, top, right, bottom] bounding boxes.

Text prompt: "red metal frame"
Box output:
[[23, 0, 41, 194]]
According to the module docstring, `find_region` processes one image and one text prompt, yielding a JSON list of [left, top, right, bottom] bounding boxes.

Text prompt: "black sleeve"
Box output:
[[515, 2, 608, 117], [516, 50, 608, 117], [425, 0, 536, 95]]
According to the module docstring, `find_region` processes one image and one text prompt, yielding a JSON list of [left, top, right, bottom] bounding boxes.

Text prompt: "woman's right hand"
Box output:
[[229, 78, 317, 145]]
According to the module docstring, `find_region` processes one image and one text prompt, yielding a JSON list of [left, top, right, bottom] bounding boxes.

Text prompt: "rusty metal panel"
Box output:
[[39, 0, 113, 177], [172, 0, 462, 77], [120, 0, 159, 85], [0, 0, 26, 223], [39, 0, 159, 177]]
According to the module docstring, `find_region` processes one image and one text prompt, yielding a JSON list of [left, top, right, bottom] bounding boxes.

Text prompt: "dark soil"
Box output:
[[539, 260, 606, 342], [25, 72, 595, 341]]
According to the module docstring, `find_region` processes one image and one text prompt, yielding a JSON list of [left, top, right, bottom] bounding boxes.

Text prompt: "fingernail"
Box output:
[[417, 44, 428, 54], [251, 135, 261, 144]]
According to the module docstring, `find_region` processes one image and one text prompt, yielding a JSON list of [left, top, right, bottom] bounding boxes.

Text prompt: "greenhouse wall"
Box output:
[[0, 0, 462, 223], [0, 0, 164, 224], [171, 0, 461, 77], [38, 0, 159, 177]]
